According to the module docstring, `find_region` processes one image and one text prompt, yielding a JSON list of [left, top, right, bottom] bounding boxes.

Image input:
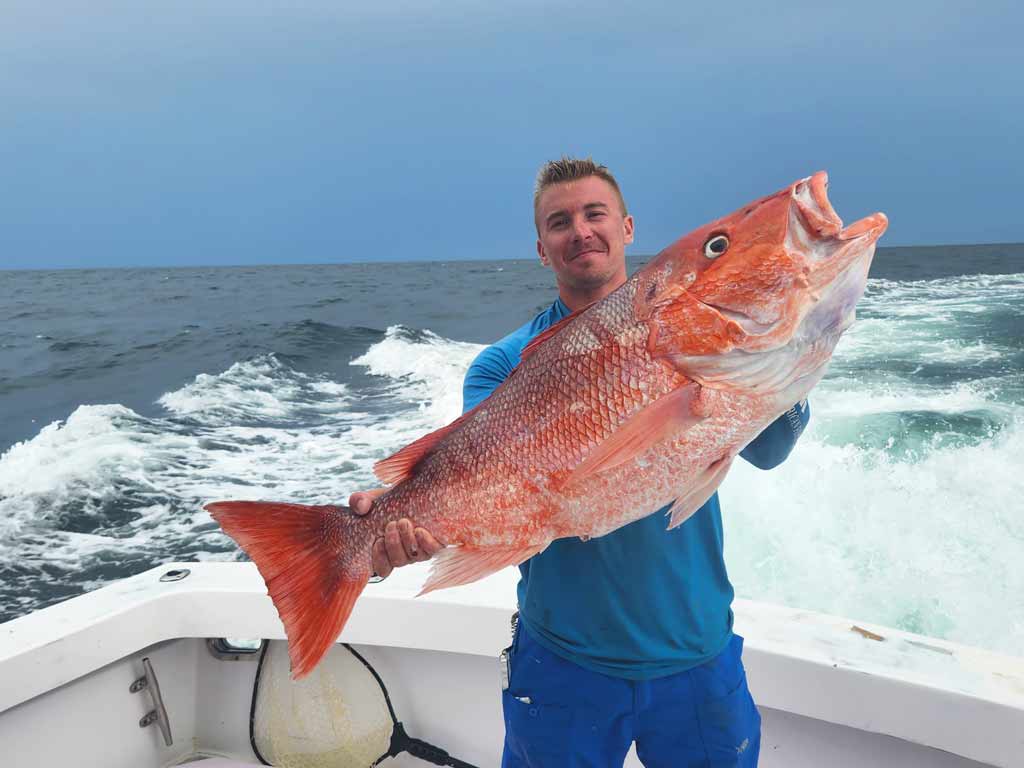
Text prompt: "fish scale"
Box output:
[[207, 171, 887, 678]]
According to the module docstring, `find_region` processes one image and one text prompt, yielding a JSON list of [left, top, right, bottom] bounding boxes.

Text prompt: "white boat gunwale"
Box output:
[[1, 561, 1022, 767]]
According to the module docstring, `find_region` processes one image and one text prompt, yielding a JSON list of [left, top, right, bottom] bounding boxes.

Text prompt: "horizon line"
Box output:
[[3, 241, 1024, 273]]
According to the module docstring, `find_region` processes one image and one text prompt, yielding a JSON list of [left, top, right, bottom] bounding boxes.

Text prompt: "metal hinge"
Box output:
[[130, 657, 173, 746]]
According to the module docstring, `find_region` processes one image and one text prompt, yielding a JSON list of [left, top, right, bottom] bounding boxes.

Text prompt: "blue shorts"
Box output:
[[501, 622, 761, 767]]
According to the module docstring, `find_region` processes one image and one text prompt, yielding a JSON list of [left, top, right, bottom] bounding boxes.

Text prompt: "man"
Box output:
[[352, 158, 809, 767]]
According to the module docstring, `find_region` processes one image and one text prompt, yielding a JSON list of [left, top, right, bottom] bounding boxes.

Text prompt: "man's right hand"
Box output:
[[349, 488, 446, 579]]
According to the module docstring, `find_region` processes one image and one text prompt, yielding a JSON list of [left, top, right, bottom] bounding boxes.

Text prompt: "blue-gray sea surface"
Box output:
[[1, 246, 1022, 656]]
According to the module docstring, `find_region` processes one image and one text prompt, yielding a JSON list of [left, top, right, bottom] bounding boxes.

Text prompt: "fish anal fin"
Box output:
[[373, 408, 476, 485], [565, 384, 706, 487], [418, 543, 546, 596], [205, 501, 370, 680], [519, 303, 594, 361]]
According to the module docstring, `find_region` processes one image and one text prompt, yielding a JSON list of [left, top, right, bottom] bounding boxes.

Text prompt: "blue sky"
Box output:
[[1, 1, 1020, 269]]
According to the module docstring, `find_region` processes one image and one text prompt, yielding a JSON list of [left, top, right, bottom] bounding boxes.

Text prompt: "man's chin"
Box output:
[[564, 262, 624, 292]]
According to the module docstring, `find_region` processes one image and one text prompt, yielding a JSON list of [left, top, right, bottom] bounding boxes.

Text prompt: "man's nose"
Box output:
[[571, 217, 593, 240]]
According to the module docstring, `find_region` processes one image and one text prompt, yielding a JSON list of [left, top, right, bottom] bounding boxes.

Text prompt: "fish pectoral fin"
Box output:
[[565, 384, 707, 487], [418, 543, 546, 596], [665, 455, 734, 529]]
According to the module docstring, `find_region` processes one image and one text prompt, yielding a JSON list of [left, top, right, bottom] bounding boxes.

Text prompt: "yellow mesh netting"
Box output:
[[252, 641, 393, 768]]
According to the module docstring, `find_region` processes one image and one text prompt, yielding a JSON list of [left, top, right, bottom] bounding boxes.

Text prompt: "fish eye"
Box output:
[[704, 234, 729, 259]]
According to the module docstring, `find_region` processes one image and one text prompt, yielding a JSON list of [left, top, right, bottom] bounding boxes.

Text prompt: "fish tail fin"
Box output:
[[205, 500, 372, 679]]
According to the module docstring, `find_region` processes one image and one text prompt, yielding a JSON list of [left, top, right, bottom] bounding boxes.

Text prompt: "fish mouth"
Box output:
[[791, 171, 888, 255], [706, 173, 888, 336], [789, 172, 888, 316]]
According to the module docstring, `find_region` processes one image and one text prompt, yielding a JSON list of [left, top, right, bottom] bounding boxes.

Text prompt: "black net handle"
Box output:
[[346, 644, 481, 768], [383, 722, 480, 768]]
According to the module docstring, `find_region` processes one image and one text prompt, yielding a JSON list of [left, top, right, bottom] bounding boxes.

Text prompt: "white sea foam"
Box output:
[[837, 274, 1024, 369], [835, 318, 1007, 366], [158, 354, 351, 425], [812, 378, 1008, 419], [351, 326, 480, 428], [0, 334, 480, 580], [721, 420, 1024, 657], [866, 272, 1024, 298], [0, 405, 151, 541]]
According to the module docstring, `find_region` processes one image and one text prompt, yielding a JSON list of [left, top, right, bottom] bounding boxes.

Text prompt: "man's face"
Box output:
[[535, 176, 635, 297]]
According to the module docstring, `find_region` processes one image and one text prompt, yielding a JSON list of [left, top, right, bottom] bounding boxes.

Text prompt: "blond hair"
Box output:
[[533, 157, 628, 227]]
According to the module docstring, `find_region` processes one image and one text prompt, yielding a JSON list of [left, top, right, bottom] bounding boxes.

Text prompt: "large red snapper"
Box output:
[[207, 171, 887, 678]]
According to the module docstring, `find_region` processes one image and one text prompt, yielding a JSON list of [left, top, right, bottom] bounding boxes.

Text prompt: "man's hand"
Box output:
[[349, 488, 446, 579]]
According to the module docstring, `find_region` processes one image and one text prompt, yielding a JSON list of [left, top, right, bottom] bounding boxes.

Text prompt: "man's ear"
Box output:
[[537, 239, 549, 266], [623, 215, 635, 246]]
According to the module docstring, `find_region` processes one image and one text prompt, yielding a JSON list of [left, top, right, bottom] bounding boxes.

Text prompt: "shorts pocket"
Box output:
[[501, 624, 575, 761], [695, 672, 761, 766], [502, 689, 575, 762]]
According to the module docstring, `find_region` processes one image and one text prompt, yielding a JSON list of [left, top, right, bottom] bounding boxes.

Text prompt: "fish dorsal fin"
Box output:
[[565, 382, 711, 487], [520, 303, 593, 361], [373, 408, 476, 485]]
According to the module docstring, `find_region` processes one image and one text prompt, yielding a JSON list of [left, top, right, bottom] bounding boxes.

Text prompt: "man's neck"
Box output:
[[558, 278, 627, 312]]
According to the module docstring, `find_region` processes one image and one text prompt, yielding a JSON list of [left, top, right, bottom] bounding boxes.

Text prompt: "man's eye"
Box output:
[[587, 211, 605, 219]]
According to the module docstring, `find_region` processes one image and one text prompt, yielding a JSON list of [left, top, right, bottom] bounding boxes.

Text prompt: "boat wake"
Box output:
[[1, 275, 1022, 657]]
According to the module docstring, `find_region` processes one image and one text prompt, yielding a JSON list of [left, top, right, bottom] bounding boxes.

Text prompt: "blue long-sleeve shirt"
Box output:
[[464, 299, 809, 680]]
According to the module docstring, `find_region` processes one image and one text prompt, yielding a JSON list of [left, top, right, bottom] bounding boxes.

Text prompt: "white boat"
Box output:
[[1, 561, 1021, 767]]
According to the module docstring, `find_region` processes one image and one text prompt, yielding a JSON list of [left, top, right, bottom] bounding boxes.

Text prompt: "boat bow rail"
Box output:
[[1, 562, 1022, 767]]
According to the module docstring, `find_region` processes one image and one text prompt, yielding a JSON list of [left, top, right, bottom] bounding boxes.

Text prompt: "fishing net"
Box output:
[[250, 641, 478, 768]]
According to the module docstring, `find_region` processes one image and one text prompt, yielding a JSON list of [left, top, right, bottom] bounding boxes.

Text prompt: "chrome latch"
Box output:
[[130, 657, 173, 746]]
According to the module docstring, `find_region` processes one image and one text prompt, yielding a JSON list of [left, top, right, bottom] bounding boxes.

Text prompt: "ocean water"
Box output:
[[1, 247, 1022, 657]]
